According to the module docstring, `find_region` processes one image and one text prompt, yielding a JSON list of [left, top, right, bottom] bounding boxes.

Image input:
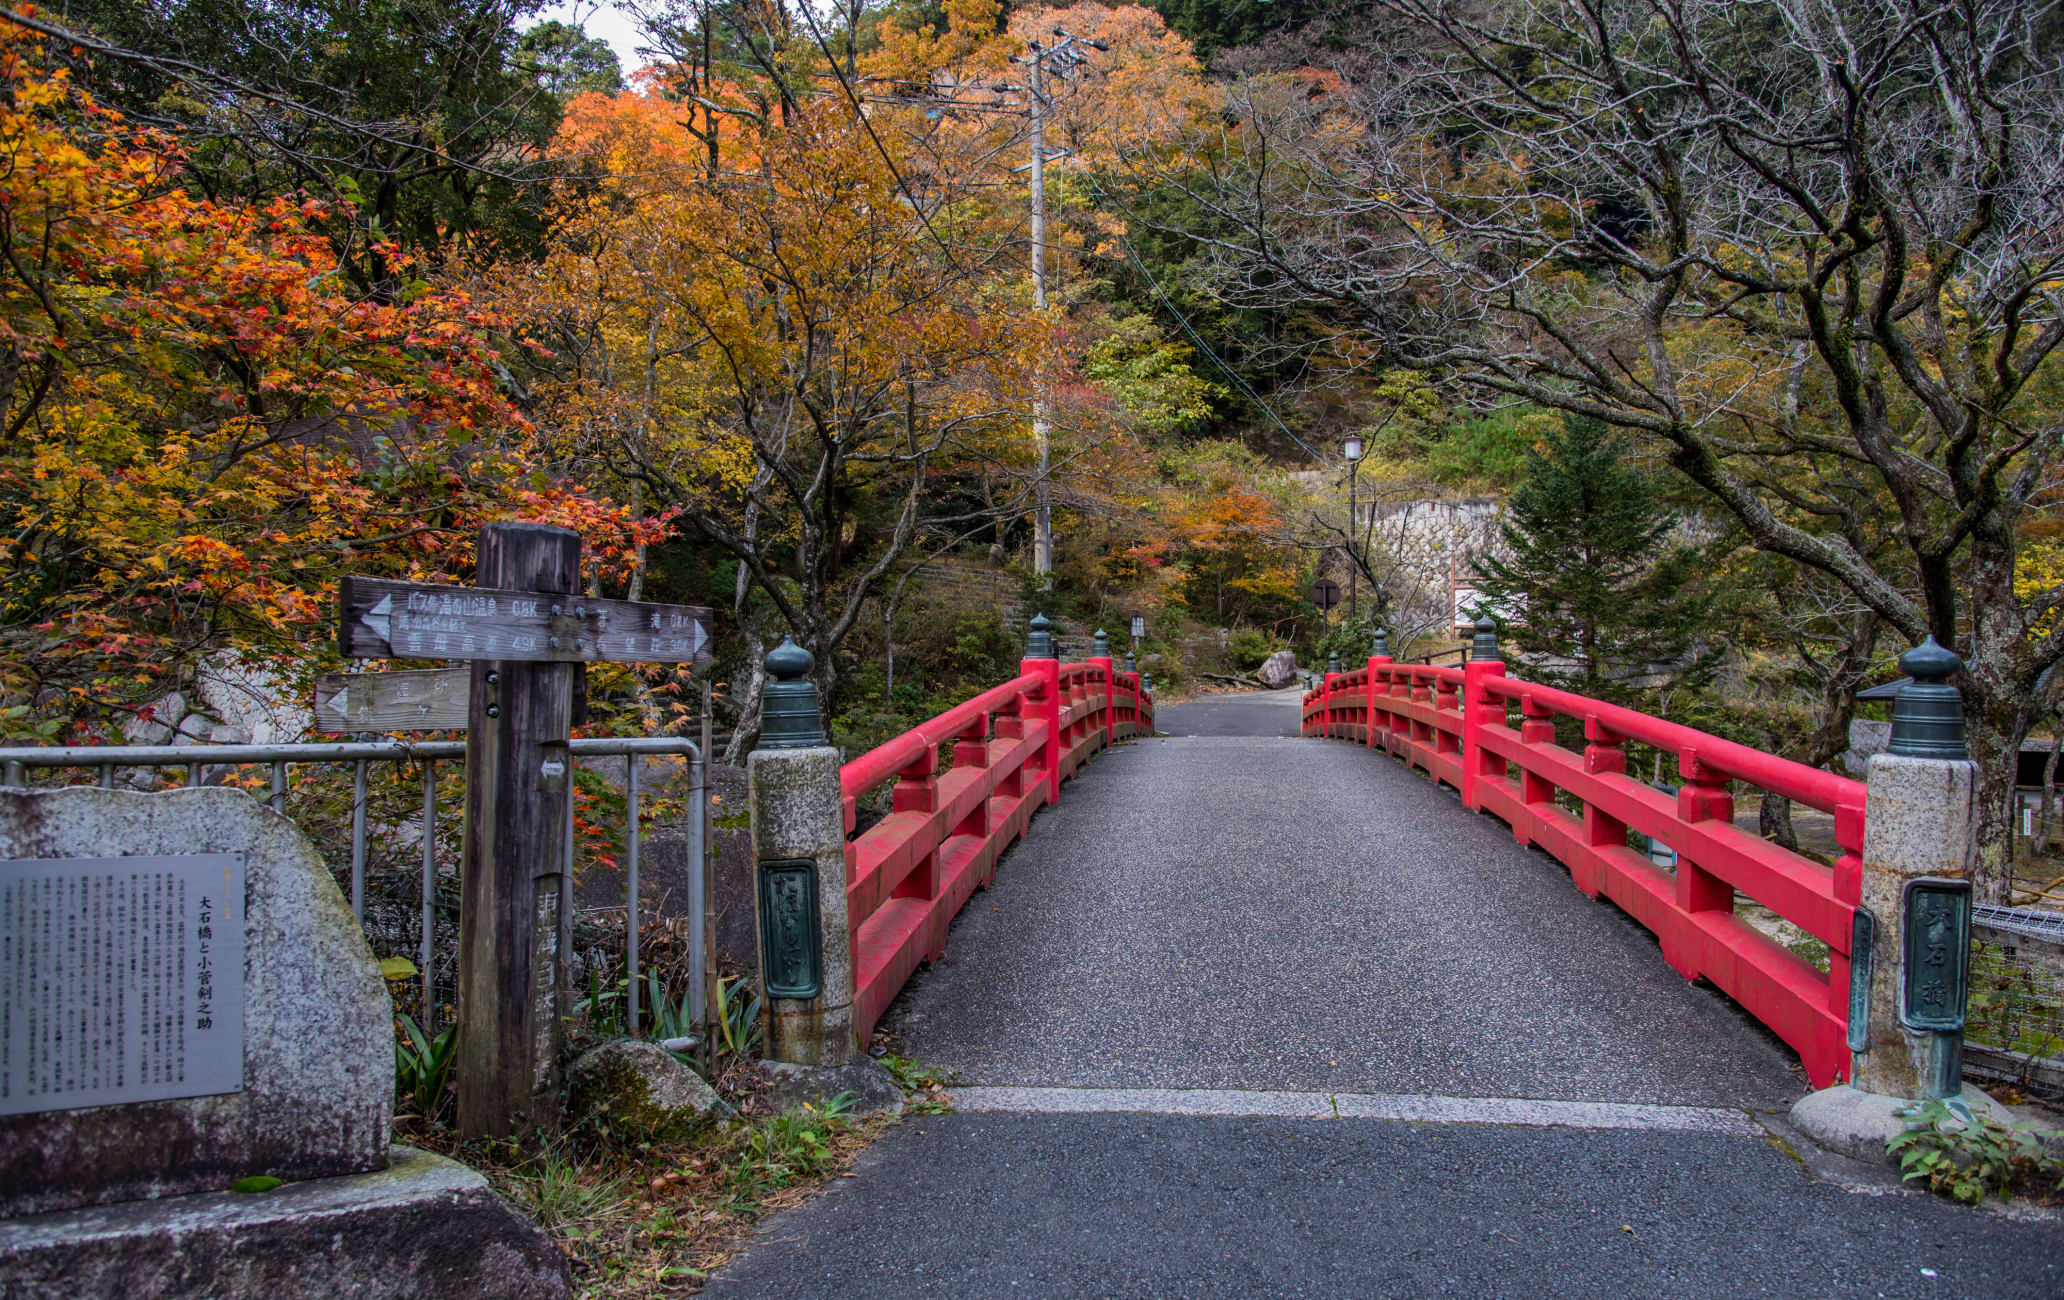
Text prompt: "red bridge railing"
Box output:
[[1303, 653, 1863, 1088], [840, 651, 1153, 1039]]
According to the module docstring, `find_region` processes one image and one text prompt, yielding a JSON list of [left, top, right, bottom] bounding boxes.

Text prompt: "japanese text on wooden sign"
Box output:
[[339, 578, 712, 665]]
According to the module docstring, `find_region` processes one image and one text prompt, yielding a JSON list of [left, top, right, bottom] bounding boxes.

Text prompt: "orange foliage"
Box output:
[[0, 19, 651, 736]]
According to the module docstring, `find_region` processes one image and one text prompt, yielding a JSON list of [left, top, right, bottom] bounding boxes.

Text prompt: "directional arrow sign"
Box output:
[[360, 593, 393, 647], [338, 577, 713, 665], [314, 667, 472, 733]]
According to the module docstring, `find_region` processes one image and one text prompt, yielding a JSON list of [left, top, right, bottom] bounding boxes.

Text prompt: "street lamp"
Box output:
[[1342, 435, 1366, 619]]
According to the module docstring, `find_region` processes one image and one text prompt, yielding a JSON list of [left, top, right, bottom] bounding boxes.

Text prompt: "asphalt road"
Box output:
[[712, 690, 2064, 1296], [886, 691, 1800, 1106], [709, 1113, 2064, 1299]]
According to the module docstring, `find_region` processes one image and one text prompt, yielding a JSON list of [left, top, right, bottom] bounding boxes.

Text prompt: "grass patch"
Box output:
[[408, 1059, 944, 1296]]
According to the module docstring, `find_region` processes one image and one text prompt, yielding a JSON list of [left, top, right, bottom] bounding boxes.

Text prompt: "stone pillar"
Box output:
[[1790, 637, 1999, 1162], [748, 639, 855, 1066], [1853, 638, 1977, 1099]]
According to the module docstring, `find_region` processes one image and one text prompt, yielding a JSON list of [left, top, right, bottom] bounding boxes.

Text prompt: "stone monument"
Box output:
[[0, 786, 569, 1298]]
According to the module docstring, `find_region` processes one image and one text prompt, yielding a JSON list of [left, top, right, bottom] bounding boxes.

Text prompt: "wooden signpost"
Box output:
[[313, 668, 471, 733], [336, 523, 712, 1139]]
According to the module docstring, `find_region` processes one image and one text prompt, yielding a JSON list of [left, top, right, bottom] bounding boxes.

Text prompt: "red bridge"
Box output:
[[1303, 646, 1862, 1089], [718, 619, 2064, 1295], [838, 640, 1152, 1040]]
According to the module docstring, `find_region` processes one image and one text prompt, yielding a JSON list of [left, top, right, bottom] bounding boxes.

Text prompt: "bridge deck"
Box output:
[[711, 690, 2064, 1298]]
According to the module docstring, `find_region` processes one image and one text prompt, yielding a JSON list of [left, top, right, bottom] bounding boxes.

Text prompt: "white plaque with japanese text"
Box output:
[[0, 853, 245, 1115]]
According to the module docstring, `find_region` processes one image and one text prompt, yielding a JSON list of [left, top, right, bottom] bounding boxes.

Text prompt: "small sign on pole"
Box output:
[[1129, 614, 1145, 641], [1311, 578, 1341, 613]]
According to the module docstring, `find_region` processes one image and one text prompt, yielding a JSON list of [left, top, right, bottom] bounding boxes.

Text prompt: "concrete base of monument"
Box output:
[[1789, 1083, 2012, 1167], [0, 1145, 568, 1299]]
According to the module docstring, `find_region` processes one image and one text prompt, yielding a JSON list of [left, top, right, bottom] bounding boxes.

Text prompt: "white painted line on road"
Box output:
[[950, 1086, 1760, 1136]]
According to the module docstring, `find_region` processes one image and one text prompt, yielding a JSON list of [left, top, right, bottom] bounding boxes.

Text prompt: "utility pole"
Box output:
[[1029, 40, 1052, 581], [1019, 29, 1104, 585]]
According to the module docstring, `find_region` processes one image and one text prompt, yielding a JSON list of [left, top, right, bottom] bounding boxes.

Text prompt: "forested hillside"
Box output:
[[2, 0, 2060, 898]]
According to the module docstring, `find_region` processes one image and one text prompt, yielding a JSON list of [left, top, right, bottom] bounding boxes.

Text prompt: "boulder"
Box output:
[[567, 1041, 732, 1142], [1257, 650, 1299, 689], [757, 1056, 904, 1118], [0, 1147, 568, 1300], [0, 788, 391, 1218]]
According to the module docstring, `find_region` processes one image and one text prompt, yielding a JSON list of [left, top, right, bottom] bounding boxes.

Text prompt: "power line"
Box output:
[[1114, 237, 1322, 462]]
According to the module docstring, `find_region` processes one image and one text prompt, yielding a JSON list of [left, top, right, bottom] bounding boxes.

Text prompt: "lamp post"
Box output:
[[1342, 434, 1365, 620]]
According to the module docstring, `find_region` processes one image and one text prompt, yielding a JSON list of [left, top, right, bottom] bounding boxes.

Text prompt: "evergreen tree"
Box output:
[[1474, 417, 1711, 695]]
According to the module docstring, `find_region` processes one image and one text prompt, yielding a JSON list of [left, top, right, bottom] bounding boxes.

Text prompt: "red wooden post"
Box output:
[[1021, 613, 1062, 803], [1826, 796, 1866, 1052], [891, 746, 942, 958], [1460, 618, 1507, 812], [1515, 695, 1556, 846], [1578, 716, 1627, 898], [1366, 653, 1390, 747], [1665, 749, 1736, 981], [1435, 674, 1461, 758], [993, 693, 1027, 797], [1090, 633, 1115, 749]]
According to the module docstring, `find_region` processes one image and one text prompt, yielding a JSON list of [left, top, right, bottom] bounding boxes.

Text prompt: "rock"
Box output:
[[194, 651, 311, 747], [1790, 1084, 2013, 1167], [757, 1055, 904, 1118], [1257, 650, 1299, 689], [0, 1146, 568, 1300], [0, 788, 391, 1218], [568, 1041, 732, 1141], [120, 692, 208, 747]]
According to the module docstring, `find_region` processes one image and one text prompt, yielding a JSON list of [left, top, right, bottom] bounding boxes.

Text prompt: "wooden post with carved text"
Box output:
[[335, 526, 712, 1138], [457, 522, 578, 1139]]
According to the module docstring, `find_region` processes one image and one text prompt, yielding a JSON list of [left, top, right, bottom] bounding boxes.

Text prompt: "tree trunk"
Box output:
[[1758, 792, 1798, 853], [1964, 672, 2029, 906]]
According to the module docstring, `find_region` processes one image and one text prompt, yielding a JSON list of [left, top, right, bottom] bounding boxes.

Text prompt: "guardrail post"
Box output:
[[1367, 629, 1391, 749], [1577, 718, 1626, 898], [749, 638, 856, 1065], [456, 521, 578, 1139], [1663, 752, 1736, 979], [1323, 653, 1342, 737], [1434, 673, 1461, 762], [1791, 637, 1995, 1161], [1460, 615, 1506, 812], [1091, 629, 1115, 748], [1022, 613, 1062, 803]]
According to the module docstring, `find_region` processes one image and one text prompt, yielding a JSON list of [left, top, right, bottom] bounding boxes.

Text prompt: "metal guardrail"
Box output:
[[0, 735, 704, 1037], [1976, 903, 2064, 946]]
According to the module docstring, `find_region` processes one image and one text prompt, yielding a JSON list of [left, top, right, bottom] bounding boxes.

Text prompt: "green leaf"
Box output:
[[380, 956, 419, 981], [230, 1175, 283, 1194]]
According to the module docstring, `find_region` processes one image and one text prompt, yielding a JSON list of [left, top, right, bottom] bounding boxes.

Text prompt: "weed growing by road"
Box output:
[[413, 1054, 950, 1297], [1888, 1099, 2064, 1207], [878, 1053, 956, 1113]]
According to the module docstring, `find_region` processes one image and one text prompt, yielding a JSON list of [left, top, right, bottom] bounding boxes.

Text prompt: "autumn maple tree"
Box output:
[[0, 19, 648, 740]]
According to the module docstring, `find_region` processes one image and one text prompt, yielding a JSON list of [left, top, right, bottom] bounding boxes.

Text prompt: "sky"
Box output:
[[535, 1, 649, 73]]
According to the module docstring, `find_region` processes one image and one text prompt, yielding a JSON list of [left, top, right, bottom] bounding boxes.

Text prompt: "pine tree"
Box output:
[[1474, 417, 1711, 695]]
